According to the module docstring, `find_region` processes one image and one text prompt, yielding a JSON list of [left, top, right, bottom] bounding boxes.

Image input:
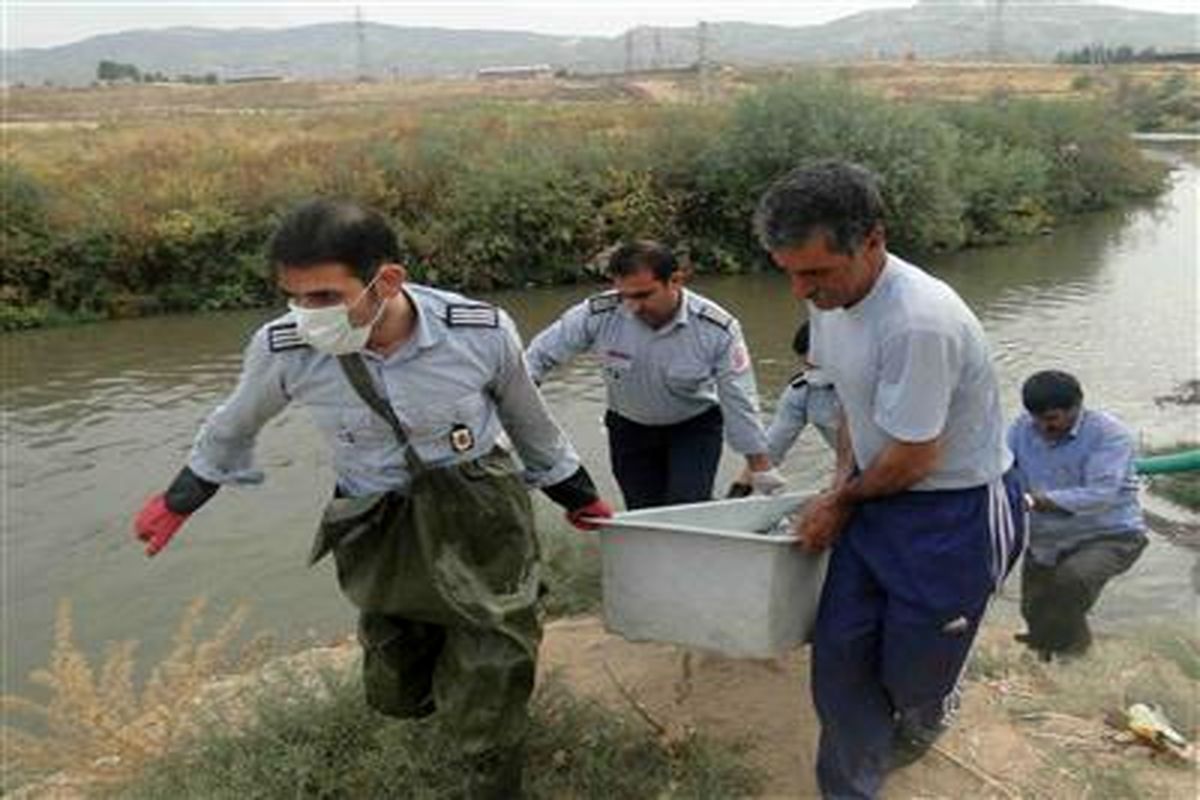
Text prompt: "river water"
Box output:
[[3, 143, 1196, 691]]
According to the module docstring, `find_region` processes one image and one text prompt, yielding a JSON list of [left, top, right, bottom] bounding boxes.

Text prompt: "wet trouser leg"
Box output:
[[359, 608, 541, 799], [359, 613, 445, 718], [812, 474, 1025, 799], [664, 406, 724, 505], [436, 613, 540, 799], [606, 411, 669, 509], [1020, 535, 1146, 655]]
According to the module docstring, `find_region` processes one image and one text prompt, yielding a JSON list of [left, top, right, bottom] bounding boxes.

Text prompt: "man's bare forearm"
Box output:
[[836, 438, 940, 506], [833, 410, 854, 488]]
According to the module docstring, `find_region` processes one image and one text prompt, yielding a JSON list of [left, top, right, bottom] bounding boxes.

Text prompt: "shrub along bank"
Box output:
[[1, 78, 1167, 330]]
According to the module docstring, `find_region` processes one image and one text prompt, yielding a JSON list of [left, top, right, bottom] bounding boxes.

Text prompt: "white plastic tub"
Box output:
[[596, 492, 828, 658]]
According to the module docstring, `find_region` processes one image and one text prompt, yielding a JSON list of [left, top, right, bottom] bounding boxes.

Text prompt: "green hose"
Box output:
[[1135, 449, 1200, 475]]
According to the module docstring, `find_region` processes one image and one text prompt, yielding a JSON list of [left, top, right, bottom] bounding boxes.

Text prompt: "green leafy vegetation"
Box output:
[[2, 78, 1170, 329]]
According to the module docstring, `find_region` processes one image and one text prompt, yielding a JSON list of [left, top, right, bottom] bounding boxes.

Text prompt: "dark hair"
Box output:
[[754, 160, 885, 255], [792, 321, 810, 357], [268, 198, 401, 282], [1022, 370, 1084, 414], [607, 240, 678, 282]]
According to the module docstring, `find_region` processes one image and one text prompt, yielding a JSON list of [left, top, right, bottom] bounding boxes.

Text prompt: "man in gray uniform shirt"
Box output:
[[131, 198, 612, 798], [526, 240, 781, 509]]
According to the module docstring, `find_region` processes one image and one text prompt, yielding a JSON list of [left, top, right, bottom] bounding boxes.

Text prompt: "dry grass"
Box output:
[[7, 62, 1194, 123], [1, 598, 262, 792], [965, 626, 1200, 797]]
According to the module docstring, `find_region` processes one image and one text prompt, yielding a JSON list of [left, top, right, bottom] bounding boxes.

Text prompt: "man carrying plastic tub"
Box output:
[[1008, 370, 1147, 662], [727, 320, 841, 497], [131, 198, 613, 798], [755, 161, 1025, 798], [526, 240, 782, 509]]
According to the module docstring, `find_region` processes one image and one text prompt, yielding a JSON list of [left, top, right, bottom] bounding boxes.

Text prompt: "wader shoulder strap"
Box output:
[[337, 354, 426, 473]]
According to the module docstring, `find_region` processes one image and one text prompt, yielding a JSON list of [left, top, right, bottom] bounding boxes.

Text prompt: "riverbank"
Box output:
[[3, 68, 1180, 330], [6, 615, 1196, 798]]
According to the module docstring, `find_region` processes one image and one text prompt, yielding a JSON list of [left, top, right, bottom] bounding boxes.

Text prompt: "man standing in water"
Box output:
[[755, 161, 1025, 798], [1009, 370, 1146, 661], [526, 240, 780, 509], [132, 198, 612, 798]]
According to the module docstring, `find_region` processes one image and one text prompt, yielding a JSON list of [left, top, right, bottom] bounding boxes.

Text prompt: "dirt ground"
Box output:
[[539, 616, 1198, 799], [8, 612, 1195, 799]]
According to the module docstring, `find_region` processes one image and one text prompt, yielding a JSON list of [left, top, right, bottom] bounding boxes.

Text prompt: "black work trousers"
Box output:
[[605, 405, 724, 510]]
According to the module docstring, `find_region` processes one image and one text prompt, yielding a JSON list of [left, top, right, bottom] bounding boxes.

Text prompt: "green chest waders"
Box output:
[[309, 354, 541, 793]]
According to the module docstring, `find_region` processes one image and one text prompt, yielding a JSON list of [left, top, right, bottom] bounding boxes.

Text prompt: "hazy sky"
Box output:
[[4, 1, 1196, 51]]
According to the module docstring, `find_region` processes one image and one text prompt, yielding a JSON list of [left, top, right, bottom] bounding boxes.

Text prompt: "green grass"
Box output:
[[1142, 441, 1200, 511], [1145, 472, 1200, 511], [109, 671, 760, 800]]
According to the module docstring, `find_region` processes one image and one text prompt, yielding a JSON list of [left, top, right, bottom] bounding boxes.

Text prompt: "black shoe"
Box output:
[[1014, 632, 1053, 661], [888, 733, 935, 772]]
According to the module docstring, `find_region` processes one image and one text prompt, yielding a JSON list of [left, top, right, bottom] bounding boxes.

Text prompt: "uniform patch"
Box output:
[[788, 370, 809, 389], [696, 304, 732, 331], [731, 343, 750, 374], [449, 423, 475, 453], [445, 304, 499, 328], [267, 322, 309, 352], [588, 292, 621, 315]]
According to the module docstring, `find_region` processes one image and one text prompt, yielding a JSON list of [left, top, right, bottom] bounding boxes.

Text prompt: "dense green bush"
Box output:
[[691, 78, 967, 259], [1, 80, 1168, 329]]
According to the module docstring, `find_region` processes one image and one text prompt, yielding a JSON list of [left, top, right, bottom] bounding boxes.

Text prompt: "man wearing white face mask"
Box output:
[[131, 198, 613, 798]]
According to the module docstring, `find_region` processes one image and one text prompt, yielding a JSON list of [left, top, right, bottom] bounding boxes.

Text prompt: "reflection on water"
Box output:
[[4, 145, 1197, 690]]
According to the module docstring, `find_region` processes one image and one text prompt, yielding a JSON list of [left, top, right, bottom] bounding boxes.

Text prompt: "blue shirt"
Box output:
[[1007, 408, 1144, 565], [526, 288, 769, 455], [188, 284, 581, 498], [766, 368, 841, 465]]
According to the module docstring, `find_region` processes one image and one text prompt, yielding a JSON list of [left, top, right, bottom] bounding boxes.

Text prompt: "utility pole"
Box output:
[[697, 20, 710, 103], [624, 29, 634, 74], [653, 29, 663, 70], [355, 5, 369, 82]]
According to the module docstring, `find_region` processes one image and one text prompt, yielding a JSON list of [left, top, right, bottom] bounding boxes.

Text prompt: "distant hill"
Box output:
[[6, 3, 1197, 86]]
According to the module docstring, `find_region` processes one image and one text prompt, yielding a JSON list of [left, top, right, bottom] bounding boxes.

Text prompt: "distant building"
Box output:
[[1140, 50, 1200, 64], [223, 74, 285, 84], [475, 64, 556, 80]]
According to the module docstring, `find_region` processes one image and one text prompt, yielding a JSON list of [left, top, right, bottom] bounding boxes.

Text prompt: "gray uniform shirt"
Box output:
[[810, 254, 1011, 490], [525, 288, 769, 455], [766, 367, 841, 464], [187, 284, 581, 498]]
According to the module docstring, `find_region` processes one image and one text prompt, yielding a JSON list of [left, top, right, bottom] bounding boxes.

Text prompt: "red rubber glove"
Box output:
[[566, 498, 614, 531], [134, 494, 190, 557]]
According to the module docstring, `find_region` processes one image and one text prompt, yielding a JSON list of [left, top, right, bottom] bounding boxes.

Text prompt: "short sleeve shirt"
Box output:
[[810, 254, 1011, 490]]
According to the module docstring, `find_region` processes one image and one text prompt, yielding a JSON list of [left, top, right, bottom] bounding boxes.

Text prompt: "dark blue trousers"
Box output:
[[812, 471, 1025, 799], [605, 406, 724, 510]]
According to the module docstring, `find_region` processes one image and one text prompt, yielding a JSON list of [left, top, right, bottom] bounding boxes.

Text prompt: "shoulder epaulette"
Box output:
[[696, 304, 733, 332], [788, 370, 809, 389], [267, 321, 309, 352], [588, 292, 621, 315], [445, 303, 499, 328]]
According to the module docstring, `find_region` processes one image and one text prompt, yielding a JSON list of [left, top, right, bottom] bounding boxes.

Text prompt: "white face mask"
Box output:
[[288, 274, 387, 355]]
